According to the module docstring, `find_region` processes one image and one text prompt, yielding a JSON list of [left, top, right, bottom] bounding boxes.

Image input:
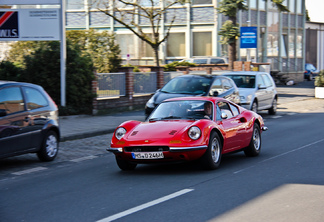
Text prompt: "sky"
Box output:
[[305, 0, 324, 23]]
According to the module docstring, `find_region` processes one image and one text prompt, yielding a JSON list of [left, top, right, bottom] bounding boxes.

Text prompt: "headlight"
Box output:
[[115, 127, 126, 140], [188, 126, 201, 140], [146, 97, 155, 108]]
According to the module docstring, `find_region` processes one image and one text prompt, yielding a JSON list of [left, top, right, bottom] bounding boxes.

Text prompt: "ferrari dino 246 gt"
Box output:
[[108, 97, 267, 171]]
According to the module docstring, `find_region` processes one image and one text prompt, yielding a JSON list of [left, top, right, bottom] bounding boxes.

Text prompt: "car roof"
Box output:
[[224, 71, 269, 76], [163, 96, 220, 103], [174, 73, 232, 79], [0, 80, 42, 89]]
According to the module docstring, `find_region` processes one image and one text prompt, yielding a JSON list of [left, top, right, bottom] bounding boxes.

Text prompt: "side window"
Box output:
[[256, 75, 266, 88], [262, 74, 273, 87], [22, 87, 48, 110], [217, 101, 233, 119], [229, 103, 239, 116], [0, 87, 25, 115], [210, 79, 224, 96], [222, 79, 233, 90]]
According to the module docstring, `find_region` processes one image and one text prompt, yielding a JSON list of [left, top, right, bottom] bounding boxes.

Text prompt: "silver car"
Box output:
[[224, 71, 278, 115]]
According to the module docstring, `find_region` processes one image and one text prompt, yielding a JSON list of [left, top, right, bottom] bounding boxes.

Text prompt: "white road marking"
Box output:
[[12, 167, 47, 176], [97, 189, 194, 222], [70, 155, 97, 162], [270, 115, 283, 119]]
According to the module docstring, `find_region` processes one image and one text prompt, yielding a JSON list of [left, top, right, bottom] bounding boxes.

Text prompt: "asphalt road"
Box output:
[[1, 83, 324, 221]]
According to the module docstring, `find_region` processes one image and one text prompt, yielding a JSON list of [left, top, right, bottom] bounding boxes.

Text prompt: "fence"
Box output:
[[96, 71, 183, 98]]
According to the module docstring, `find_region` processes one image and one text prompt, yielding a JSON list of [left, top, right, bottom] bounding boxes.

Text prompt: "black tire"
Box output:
[[251, 100, 258, 113], [268, 98, 277, 115], [37, 131, 59, 162], [244, 123, 261, 157], [201, 131, 222, 170], [116, 157, 137, 171]]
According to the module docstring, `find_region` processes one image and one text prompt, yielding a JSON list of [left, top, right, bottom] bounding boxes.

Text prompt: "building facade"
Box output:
[[8, 0, 306, 74], [305, 21, 324, 71]]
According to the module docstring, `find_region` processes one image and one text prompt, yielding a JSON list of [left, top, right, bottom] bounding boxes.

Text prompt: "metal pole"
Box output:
[[60, 0, 66, 106]]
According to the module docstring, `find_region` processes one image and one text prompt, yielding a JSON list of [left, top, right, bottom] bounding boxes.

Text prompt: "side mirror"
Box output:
[[213, 91, 219, 97], [0, 109, 7, 117], [258, 84, 266, 89], [221, 111, 228, 119]]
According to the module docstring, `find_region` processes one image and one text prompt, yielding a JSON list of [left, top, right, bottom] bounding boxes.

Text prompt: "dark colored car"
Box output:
[[304, 63, 319, 81], [145, 74, 240, 117], [0, 81, 60, 161]]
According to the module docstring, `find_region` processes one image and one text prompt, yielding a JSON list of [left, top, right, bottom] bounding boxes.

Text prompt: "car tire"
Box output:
[[37, 131, 59, 162], [201, 131, 222, 170], [268, 98, 277, 115], [251, 100, 258, 113], [244, 123, 261, 157], [116, 157, 137, 171]]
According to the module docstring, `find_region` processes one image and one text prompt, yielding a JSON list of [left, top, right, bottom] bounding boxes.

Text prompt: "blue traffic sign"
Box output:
[[240, 26, 257, 49]]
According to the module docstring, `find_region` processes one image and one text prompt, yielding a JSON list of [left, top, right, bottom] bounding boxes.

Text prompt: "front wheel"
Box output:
[[116, 157, 137, 171], [37, 131, 59, 161], [244, 123, 261, 157], [201, 131, 222, 170]]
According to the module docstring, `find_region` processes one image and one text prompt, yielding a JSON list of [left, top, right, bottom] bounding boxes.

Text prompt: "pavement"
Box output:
[[59, 80, 324, 142]]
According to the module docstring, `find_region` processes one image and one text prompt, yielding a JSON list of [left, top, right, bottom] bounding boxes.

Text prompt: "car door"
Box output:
[[261, 73, 275, 108], [0, 86, 31, 157], [216, 101, 243, 151], [255, 74, 268, 109]]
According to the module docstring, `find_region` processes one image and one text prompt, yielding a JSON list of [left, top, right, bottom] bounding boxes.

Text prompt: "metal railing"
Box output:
[[96, 73, 126, 98], [133, 72, 157, 95]]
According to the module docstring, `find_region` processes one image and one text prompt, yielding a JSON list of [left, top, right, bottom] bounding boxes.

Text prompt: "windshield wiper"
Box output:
[[161, 116, 183, 120]]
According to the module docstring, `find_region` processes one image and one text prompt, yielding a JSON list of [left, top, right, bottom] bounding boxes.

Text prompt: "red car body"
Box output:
[[109, 97, 267, 170]]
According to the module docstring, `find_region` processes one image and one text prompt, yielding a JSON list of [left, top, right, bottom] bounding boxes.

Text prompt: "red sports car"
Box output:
[[108, 97, 267, 171]]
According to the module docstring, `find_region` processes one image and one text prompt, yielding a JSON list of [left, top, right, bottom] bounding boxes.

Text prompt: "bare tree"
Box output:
[[92, 0, 186, 67]]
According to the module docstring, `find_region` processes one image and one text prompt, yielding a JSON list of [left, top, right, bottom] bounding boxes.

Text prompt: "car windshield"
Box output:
[[161, 77, 211, 95], [225, 75, 256, 88], [148, 100, 213, 121]]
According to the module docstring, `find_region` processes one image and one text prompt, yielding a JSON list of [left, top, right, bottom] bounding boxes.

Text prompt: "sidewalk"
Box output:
[[59, 80, 324, 142]]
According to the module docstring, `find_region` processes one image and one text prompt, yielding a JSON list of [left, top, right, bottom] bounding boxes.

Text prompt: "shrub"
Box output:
[[315, 70, 324, 87], [163, 61, 196, 71]]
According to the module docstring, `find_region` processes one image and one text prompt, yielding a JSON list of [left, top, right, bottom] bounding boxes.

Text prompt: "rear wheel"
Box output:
[[268, 98, 277, 115], [116, 157, 137, 171], [37, 131, 59, 161], [251, 100, 258, 113], [201, 131, 222, 170], [244, 123, 261, 157]]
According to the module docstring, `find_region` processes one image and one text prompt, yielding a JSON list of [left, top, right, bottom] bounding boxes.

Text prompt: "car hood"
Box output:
[[238, 88, 255, 97], [153, 91, 204, 105], [126, 120, 192, 140]]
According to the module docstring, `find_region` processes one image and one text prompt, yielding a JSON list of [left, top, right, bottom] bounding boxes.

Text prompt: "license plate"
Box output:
[[132, 152, 164, 159]]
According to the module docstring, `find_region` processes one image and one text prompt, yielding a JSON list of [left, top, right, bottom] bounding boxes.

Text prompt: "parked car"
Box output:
[[304, 63, 319, 81], [109, 97, 267, 171], [0, 81, 60, 161], [145, 74, 240, 117], [180, 56, 227, 65], [223, 71, 278, 115]]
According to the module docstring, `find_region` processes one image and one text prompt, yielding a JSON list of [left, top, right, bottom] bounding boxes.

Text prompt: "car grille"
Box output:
[[124, 146, 169, 152]]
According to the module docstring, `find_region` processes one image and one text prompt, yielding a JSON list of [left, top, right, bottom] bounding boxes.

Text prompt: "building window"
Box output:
[[66, 0, 84, 10], [191, 0, 212, 5], [250, 0, 257, 9], [193, 32, 212, 56], [139, 34, 154, 57], [289, 31, 295, 57], [166, 33, 186, 57], [289, 0, 295, 13], [116, 34, 135, 59], [267, 33, 278, 56], [297, 31, 302, 57]]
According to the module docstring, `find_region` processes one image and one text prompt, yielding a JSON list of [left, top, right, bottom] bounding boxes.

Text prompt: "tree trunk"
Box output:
[[228, 40, 236, 70], [153, 46, 160, 67]]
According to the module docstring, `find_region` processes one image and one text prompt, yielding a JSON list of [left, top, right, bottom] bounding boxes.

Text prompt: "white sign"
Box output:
[[0, 9, 60, 41]]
